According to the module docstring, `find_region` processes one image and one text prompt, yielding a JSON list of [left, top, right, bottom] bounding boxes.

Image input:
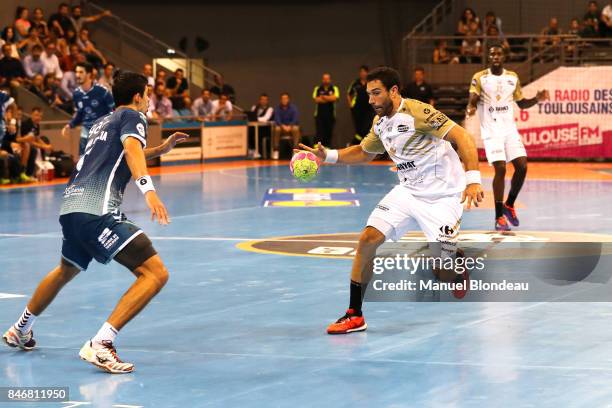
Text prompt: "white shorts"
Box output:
[[367, 185, 463, 258], [482, 129, 527, 165]]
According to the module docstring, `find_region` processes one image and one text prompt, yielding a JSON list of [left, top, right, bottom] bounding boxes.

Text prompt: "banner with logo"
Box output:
[[465, 66, 612, 159]]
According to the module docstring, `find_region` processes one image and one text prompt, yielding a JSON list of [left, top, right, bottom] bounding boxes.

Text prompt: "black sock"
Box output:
[[506, 192, 518, 208], [495, 201, 504, 219], [349, 280, 363, 316]]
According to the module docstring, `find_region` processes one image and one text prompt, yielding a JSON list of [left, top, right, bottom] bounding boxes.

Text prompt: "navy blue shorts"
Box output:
[[59, 212, 143, 270]]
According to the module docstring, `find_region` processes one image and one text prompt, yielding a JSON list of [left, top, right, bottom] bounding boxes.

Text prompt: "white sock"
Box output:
[[91, 322, 118, 347], [14, 307, 36, 334]]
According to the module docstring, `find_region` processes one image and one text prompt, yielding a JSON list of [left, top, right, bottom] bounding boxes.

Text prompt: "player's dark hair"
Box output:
[[59, 3, 69, 9], [488, 42, 505, 52], [366, 66, 401, 92], [414, 66, 425, 73], [280, 92, 290, 97], [112, 70, 148, 107], [31, 107, 42, 113], [31, 44, 43, 52], [76, 61, 93, 74], [359, 65, 369, 71], [260, 93, 268, 97]]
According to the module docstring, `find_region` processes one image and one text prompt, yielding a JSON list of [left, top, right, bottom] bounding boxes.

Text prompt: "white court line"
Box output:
[[0, 293, 26, 299]]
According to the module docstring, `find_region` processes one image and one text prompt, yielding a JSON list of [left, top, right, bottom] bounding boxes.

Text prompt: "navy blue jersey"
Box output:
[[69, 84, 115, 129], [60, 108, 148, 216]]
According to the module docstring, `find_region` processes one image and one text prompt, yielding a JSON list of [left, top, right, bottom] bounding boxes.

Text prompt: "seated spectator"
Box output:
[[540, 17, 563, 47], [70, 5, 112, 33], [155, 69, 167, 86], [211, 94, 233, 121], [48, 3, 73, 38], [603, 0, 612, 37], [21, 107, 53, 155], [166, 68, 189, 97], [567, 18, 586, 57], [19, 26, 44, 56], [174, 96, 192, 117], [43, 73, 68, 110], [77, 28, 106, 68], [486, 25, 510, 53], [0, 27, 21, 59], [456, 8, 480, 45], [23, 44, 46, 79], [460, 21, 482, 63], [433, 39, 459, 64], [149, 82, 173, 119], [484, 11, 503, 35], [14, 7, 32, 40], [210, 74, 236, 103], [31, 8, 50, 40], [191, 89, 213, 121], [401, 67, 434, 105], [0, 44, 26, 87], [98, 62, 114, 92], [272, 92, 300, 160], [57, 28, 77, 57], [60, 44, 80, 72], [583, 0, 603, 36], [250, 93, 274, 122], [41, 41, 63, 80], [143, 63, 155, 86], [28, 74, 46, 100], [1, 107, 36, 182]]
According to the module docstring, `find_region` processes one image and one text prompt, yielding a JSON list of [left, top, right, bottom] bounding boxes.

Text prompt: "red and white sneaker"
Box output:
[[2, 326, 36, 351], [326, 309, 367, 334], [503, 203, 520, 226], [79, 340, 134, 374], [495, 216, 511, 232]]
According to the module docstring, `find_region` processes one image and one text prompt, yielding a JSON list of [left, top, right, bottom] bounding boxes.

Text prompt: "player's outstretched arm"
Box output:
[[516, 89, 549, 109], [445, 125, 484, 209], [144, 131, 189, 160], [296, 142, 376, 165], [124, 137, 170, 225]]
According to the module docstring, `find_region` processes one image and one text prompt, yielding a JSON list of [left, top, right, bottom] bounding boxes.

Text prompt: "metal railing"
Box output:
[[403, 34, 612, 84], [404, 0, 455, 38]]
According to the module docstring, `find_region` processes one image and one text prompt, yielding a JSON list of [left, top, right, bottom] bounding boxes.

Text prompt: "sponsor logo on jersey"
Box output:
[[397, 124, 411, 133], [136, 123, 145, 137], [471, 78, 478, 87], [427, 113, 448, 130], [424, 108, 431, 114], [91, 99, 99, 107], [507, 80, 515, 86], [396, 161, 416, 171], [376, 204, 390, 211]]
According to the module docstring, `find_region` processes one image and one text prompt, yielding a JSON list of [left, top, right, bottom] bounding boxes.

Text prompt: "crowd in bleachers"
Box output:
[[434, 0, 612, 64]]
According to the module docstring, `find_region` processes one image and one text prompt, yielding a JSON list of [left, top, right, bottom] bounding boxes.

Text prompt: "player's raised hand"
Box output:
[[295, 142, 326, 163], [145, 191, 170, 225], [161, 132, 189, 155], [536, 89, 550, 101], [461, 183, 484, 210]]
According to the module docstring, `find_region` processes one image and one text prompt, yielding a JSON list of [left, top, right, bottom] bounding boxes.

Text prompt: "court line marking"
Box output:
[[0, 292, 26, 299]]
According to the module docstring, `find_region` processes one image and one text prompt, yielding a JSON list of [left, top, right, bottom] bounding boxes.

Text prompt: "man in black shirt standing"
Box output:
[[401, 67, 434, 106], [346, 65, 375, 145], [313, 73, 339, 147]]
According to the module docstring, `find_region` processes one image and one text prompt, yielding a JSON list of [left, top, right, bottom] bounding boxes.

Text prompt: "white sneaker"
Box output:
[[79, 340, 134, 374], [271, 150, 279, 160], [2, 326, 36, 351]]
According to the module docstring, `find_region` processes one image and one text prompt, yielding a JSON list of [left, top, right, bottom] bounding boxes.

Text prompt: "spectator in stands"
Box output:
[[0, 27, 21, 59], [0, 44, 26, 87], [20, 27, 44, 56], [456, 8, 480, 44], [176, 96, 192, 117], [61, 61, 115, 155], [210, 74, 236, 103], [272, 92, 300, 160], [155, 70, 167, 87], [401, 67, 434, 105], [23, 44, 46, 79], [43, 73, 67, 109], [166, 68, 189, 97], [48, 3, 73, 38], [31, 8, 49, 40], [98, 62, 114, 92], [212, 93, 233, 121], [460, 21, 482, 63], [584, 0, 603, 36], [143, 63, 155, 86], [603, 0, 612, 36], [486, 25, 510, 53], [60, 43, 80, 72], [70, 5, 112, 33], [250, 93, 274, 122], [149, 82, 173, 119], [191, 88, 213, 121], [539, 17, 563, 47], [57, 28, 77, 57], [28, 74, 46, 100], [484, 11, 503, 35], [77, 28, 106, 68], [433, 39, 459, 64], [41, 41, 63, 80], [14, 7, 32, 41]]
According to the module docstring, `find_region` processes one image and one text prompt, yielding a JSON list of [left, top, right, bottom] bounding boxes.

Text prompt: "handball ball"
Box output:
[[290, 151, 320, 182]]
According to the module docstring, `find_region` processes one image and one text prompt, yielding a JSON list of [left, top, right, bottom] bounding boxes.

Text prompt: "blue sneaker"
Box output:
[[495, 216, 511, 232], [503, 204, 520, 226]]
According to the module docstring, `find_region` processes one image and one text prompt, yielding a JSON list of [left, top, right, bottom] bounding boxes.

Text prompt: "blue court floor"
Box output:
[[1, 162, 612, 408]]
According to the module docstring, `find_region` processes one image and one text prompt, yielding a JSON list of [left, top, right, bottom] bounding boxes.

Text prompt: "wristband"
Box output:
[[324, 149, 339, 164], [465, 170, 481, 185], [135, 175, 155, 194]]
